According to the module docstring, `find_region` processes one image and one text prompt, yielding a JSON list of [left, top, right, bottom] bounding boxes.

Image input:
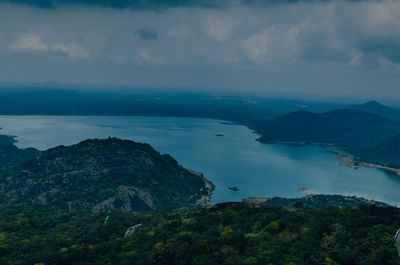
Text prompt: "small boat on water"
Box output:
[[215, 134, 224, 137], [228, 186, 239, 192]]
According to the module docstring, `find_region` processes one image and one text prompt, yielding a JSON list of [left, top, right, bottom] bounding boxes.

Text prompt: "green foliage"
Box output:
[[357, 133, 400, 168], [0, 138, 212, 212], [259, 109, 400, 149], [0, 135, 39, 172], [0, 202, 400, 264], [257, 108, 400, 169]]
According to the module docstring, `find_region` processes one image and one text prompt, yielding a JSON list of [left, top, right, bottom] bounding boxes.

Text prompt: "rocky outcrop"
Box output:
[[0, 137, 214, 212]]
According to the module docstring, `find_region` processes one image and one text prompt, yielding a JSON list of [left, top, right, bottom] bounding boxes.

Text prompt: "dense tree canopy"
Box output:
[[0, 202, 399, 265]]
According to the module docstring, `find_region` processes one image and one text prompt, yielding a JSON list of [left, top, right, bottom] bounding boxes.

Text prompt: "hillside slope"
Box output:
[[0, 138, 214, 212], [0, 200, 398, 265], [258, 109, 400, 149], [0, 135, 39, 171], [350, 101, 400, 121], [356, 133, 400, 168]]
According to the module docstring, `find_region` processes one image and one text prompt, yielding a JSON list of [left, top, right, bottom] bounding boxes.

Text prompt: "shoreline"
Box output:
[[189, 170, 216, 205], [242, 194, 391, 208], [259, 138, 400, 176], [330, 148, 400, 176], [258, 138, 336, 147]]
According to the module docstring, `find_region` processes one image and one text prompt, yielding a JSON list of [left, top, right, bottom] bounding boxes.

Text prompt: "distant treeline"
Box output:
[[0, 88, 343, 126]]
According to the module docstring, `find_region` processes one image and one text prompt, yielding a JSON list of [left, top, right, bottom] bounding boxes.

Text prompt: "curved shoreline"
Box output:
[[331, 148, 400, 176], [189, 170, 216, 205], [259, 138, 400, 176]]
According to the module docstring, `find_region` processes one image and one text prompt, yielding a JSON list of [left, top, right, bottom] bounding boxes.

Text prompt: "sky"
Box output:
[[0, 0, 400, 102]]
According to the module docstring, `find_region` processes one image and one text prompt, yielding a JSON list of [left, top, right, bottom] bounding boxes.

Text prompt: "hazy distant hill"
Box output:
[[0, 138, 213, 212], [349, 101, 400, 121], [0, 88, 343, 126], [258, 108, 400, 149]]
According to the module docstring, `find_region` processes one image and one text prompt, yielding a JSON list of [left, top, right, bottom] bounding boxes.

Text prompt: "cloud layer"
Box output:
[[1, 0, 365, 9], [1, 0, 400, 101], [9, 31, 89, 59]]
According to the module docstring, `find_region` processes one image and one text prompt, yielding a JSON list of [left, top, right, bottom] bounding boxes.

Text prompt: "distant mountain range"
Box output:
[[350, 101, 400, 121], [0, 138, 214, 212], [258, 108, 400, 148], [258, 101, 400, 170]]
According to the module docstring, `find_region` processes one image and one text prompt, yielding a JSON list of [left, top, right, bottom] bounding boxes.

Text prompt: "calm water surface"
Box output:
[[1, 115, 399, 205]]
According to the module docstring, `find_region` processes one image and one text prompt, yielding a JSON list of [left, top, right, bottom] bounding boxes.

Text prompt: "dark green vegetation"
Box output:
[[244, 194, 389, 210], [0, 135, 38, 172], [0, 135, 398, 265], [0, 88, 343, 127], [350, 101, 400, 122], [0, 138, 213, 212], [258, 109, 400, 149], [0, 201, 399, 265], [356, 133, 400, 168], [258, 105, 400, 170], [1, 92, 400, 264]]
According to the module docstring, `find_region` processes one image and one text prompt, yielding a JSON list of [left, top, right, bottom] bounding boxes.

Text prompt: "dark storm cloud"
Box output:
[[1, 0, 400, 102], [0, 0, 227, 9], [355, 41, 400, 64], [0, 0, 372, 9], [302, 46, 351, 63], [134, 28, 158, 40]]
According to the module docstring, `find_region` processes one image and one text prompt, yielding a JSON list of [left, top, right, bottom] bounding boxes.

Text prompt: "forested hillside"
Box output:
[[257, 106, 400, 171], [0, 135, 39, 172], [258, 109, 400, 149], [0, 201, 399, 265], [0, 138, 213, 212]]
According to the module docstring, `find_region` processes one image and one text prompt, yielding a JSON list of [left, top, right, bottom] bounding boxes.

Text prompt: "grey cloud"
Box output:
[[8, 31, 90, 59], [302, 46, 351, 63], [134, 28, 158, 40], [0, 0, 400, 102], [0, 0, 372, 9], [3, 1, 398, 67], [0, 0, 228, 9], [333, 0, 400, 64], [356, 41, 400, 63]]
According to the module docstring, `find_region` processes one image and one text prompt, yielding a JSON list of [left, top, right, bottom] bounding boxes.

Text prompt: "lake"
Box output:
[[1, 115, 399, 205]]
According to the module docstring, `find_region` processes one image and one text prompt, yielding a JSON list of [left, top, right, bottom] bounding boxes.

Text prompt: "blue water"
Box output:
[[1, 115, 399, 205]]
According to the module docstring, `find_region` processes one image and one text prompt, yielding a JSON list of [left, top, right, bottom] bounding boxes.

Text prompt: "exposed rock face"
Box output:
[[0, 137, 214, 212], [91, 186, 153, 212]]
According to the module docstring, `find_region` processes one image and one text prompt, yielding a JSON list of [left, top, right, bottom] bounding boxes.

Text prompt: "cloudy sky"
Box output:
[[1, 0, 400, 101]]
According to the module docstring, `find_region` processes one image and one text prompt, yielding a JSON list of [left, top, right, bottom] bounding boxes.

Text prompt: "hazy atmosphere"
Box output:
[[1, 0, 400, 101]]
